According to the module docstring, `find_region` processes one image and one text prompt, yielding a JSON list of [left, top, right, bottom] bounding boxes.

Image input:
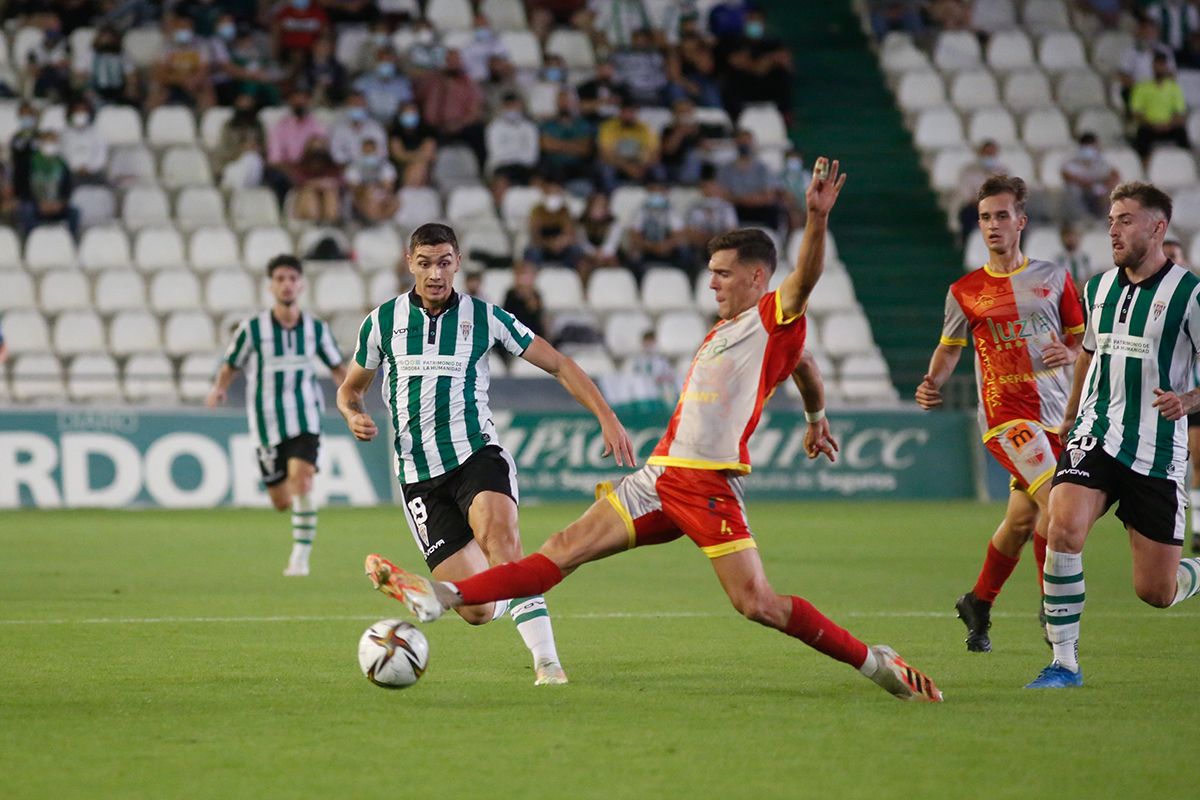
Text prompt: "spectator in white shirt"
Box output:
[[330, 91, 389, 165], [1060, 132, 1120, 222], [344, 138, 399, 223], [485, 93, 540, 188], [60, 100, 108, 185], [460, 13, 509, 83], [1119, 17, 1177, 105]]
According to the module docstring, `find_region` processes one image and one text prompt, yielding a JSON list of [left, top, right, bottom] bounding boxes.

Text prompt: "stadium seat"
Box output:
[[122, 27, 164, 68], [986, 30, 1034, 73], [67, 353, 122, 402], [178, 353, 220, 401], [427, 0, 473, 30], [880, 33, 929, 75], [1037, 147, 1072, 191], [736, 104, 789, 149], [146, 106, 197, 148], [500, 185, 545, 232], [38, 270, 92, 313], [588, 268, 641, 313], [164, 310, 217, 356], [228, 188, 281, 231], [0, 226, 21, 270], [1054, 72, 1107, 115], [1103, 146, 1145, 183], [973, 0, 1017, 33], [949, 70, 999, 111], [95, 270, 147, 314], [95, 105, 144, 146], [353, 225, 403, 273], [11, 25, 43, 69], [367, 271, 401, 307], [1037, 31, 1087, 73], [105, 144, 157, 186], [200, 106, 234, 151], [933, 30, 982, 73], [336, 27, 373, 73], [431, 146, 481, 192], [929, 146, 976, 192], [1080, 229, 1113, 270], [913, 108, 965, 151], [161, 146, 214, 190], [806, 271, 858, 315], [11, 353, 65, 402], [1074, 107, 1125, 145], [37, 104, 67, 133], [536, 267, 584, 312], [604, 310, 653, 358], [242, 226, 294, 272], [641, 267, 693, 313], [610, 186, 648, 224], [313, 267, 366, 314], [71, 185, 117, 231], [395, 186, 444, 230], [53, 310, 106, 355], [654, 311, 708, 358], [204, 270, 257, 314], [480, 267, 513, 305], [839, 351, 898, 402], [461, 224, 512, 262], [693, 273, 718, 316], [820, 310, 876, 358], [962, 228, 988, 268], [545, 29, 595, 69], [186, 226, 241, 273], [0, 102, 16, 148], [123, 353, 178, 402], [109, 310, 162, 356], [24, 225, 77, 273], [134, 227, 187, 273], [1170, 187, 1200, 233], [966, 107, 1019, 147], [295, 227, 351, 261], [1090, 31, 1133, 77], [149, 270, 202, 313], [1002, 147, 1036, 187], [500, 30, 542, 70], [482, 0, 528, 30], [78, 225, 131, 272], [121, 186, 171, 231], [1024, 0, 1071, 30], [446, 185, 499, 225], [1, 309, 51, 354], [0, 270, 35, 311], [175, 186, 226, 232], [1147, 148, 1199, 190], [1023, 227, 1061, 261], [257, 105, 288, 133], [1001, 69, 1053, 113], [1021, 108, 1072, 151], [70, 25, 96, 77]]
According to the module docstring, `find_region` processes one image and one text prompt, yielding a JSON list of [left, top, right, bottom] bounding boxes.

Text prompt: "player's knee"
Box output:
[[270, 494, 291, 511], [455, 604, 494, 625], [730, 589, 776, 626], [1135, 581, 1174, 609]]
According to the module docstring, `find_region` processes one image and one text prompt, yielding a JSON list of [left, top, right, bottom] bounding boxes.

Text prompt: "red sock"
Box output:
[[453, 554, 564, 606], [784, 596, 869, 668], [1032, 531, 1047, 595], [972, 541, 1020, 604]]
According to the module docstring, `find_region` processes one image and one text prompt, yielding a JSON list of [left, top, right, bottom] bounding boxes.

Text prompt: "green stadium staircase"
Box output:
[[768, 0, 962, 394]]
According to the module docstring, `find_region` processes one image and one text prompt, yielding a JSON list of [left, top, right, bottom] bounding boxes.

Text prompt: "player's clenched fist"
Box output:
[[915, 374, 942, 409], [349, 413, 378, 441]]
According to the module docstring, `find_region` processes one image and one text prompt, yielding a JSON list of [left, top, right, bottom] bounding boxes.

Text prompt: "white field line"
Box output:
[[0, 610, 1196, 626]]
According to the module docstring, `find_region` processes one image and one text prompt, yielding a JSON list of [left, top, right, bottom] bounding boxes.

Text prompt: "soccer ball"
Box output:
[[357, 619, 430, 689]]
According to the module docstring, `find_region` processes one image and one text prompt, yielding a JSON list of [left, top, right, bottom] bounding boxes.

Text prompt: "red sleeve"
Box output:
[[1059, 274, 1086, 334], [757, 290, 802, 334]]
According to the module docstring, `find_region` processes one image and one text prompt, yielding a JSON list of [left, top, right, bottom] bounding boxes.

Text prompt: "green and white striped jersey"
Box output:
[[224, 311, 344, 448], [354, 291, 533, 484], [1073, 262, 1200, 480]]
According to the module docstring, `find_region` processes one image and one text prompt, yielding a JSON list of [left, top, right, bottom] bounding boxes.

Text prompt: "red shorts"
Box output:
[[984, 421, 1062, 494], [599, 464, 756, 559]]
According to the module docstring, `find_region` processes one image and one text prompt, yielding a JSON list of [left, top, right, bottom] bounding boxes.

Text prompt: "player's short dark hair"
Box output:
[[410, 222, 459, 253], [707, 228, 777, 273], [977, 175, 1028, 215], [266, 253, 302, 276], [1110, 181, 1173, 222]]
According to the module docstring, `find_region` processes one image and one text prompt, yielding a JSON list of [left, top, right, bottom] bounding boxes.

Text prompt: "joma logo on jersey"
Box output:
[[985, 312, 1055, 350]]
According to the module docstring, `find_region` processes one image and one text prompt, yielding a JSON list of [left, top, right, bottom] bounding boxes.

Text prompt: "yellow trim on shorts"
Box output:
[[647, 455, 752, 473], [774, 288, 804, 324], [981, 418, 1055, 443], [1023, 466, 1055, 495], [939, 336, 968, 347], [701, 539, 759, 559], [595, 481, 636, 550]]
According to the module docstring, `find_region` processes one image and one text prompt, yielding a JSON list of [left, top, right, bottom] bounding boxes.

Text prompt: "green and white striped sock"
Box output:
[[1172, 558, 1200, 606], [510, 596, 559, 665], [1043, 549, 1084, 672], [289, 494, 317, 567]]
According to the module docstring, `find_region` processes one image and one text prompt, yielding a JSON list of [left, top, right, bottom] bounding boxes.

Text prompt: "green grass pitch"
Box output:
[[1, 501, 1194, 799]]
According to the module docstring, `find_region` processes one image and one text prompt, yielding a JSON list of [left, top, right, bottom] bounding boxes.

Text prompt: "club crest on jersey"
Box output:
[[460, 322, 473, 340], [1068, 448, 1085, 469], [1153, 301, 1167, 321], [1030, 285, 1052, 299]]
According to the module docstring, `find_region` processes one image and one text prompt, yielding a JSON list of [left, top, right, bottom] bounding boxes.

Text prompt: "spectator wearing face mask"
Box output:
[[149, 15, 217, 109], [716, 128, 784, 231], [305, 35, 349, 107], [414, 49, 487, 168], [9, 102, 40, 203], [482, 55, 522, 117], [60, 101, 108, 186], [524, 183, 586, 269], [598, 99, 665, 191], [684, 172, 738, 271], [503, 260, 547, 341], [667, 32, 723, 109], [87, 25, 140, 106], [779, 149, 812, 231], [265, 88, 327, 205], [540, 54, 570, 86], [717, 9, 794, 123], [331, 92, 389, 165], [388, 102, 438, 187], [576, 191, 623, 280], [956, 139, 1008, 246], [402, 20, 446, 75], [460, 14, 509, 83], [623, 182, 690, 279], [344, 138, 400, 224], [216, 92, 267, 173], [271, 0, 330, 70], [1061, 132, 1120, 222], [28, 14, 72, 102], [577, 60, 625, 124], [660, 97, 705, 185], [485, 93, 540, 190], [353, 49, 414, 123], [290, 136, 342, 223], [539, 89, 596, 191], [18, 131, 79, 239]]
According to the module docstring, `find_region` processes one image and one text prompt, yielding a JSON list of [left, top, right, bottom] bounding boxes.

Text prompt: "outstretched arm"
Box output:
[[520, 337, 636, 466], [336, 363, 379, 441], [777, 157, 847, 320], [791, 351, 838, 462], [915, 343, 963, 410], [206, 364, 238, 408]]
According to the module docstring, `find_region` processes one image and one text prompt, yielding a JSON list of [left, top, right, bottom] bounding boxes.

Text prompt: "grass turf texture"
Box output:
[[1, 501, 1193, 799]]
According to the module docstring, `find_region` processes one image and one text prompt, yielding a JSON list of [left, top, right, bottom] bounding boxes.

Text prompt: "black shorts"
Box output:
[[257, 434, 320, 487], [1189, 411, 1200, 429], [398, 445, 518, 569], [1051, 434, 1186, 545]]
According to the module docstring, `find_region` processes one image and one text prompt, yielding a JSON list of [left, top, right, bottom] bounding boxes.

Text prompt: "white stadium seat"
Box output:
[[188, 226, 242, 273], [933, 31, 982, 73], [0, 270, 35, 310], [839, 351, 899, 402], [820, 310, 876, 358], [693, 273, 718, 315], [1080, 229, 1113, 270], [164, 310, 217, 356], [396, 186, 443, 230], [536, 267, 584, 312], [121, 186, 171, 231], [500, 186, 545, 232], [1037, 147, 1072, 190], [1024, 0, 1071, 30], [123, 353, 178, 402], [204, 270, 257, 314], [11, 353, 66, 402], [446, 185, 499, 224], [986, 30, 1034, 73], [482, 0, 528, 30], [134, 227, 187, 273], [913, 108, 965, 151], [461, 225, 512, 262], [146, 106, 197, 148], [806, 271, 858, 315], [1021, 108, 1072, 150], [0, 226, 22, 269], [950, 70, 1000, 110], [1054, 72, 1107, 115], [368, 271, 402, 307], [500, 30, 542, 69], [545, 29, 595, 69], [24, 225, 77, 272], [895, 70, 945, 114], [1023, 227, 1061, 261], [427, 0, 473, 30], [106, 144, 157, 186], [431, 146, 481, 192], [611, 186, 648, 224], [95, 104, 143, 146], [161, 146, 214, 189], [175, 186, 226, 231], [480, 268, 513, 306], [68, 354, 122, 402], [95, 270, 147, 313], [1074, 107, 1125, 145], [1148, 148, 1199, 190], [53, 310, 106, 355], [1001, 69, 1053, 112], [654, 311, 708, 358], [737, 104, 789, 149], [109, 310, 162, 356], [242, 227, 294, 272], [149, 270, 202, 313], [78, 225, 132, 272], [604, 310, 653, 358], [1, 309, 51, 353], [967, 107, 1019, 147], [38, 270, 92, 313], [179, 353, 220, 401], [71, 185, 117, 230], [1090, 31, 1133, 77], [353, 226, 403, 273], [588, 268, 640, 313], [200, 106, 234, 151], [228, 188, 280, 232], [880, 33, 929, 75], [641, 267, 693, 313], [122, 27, 164, 68], [929, 146, 976, 192], [313, 267, 366, 314], [1104, 147, 1145, 183], [1169, 187, 1200, 233], [1037, 31, 1087, 73]]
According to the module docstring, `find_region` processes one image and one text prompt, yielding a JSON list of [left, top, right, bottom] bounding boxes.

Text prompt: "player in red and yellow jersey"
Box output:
[[918, 175, 1085, 652]]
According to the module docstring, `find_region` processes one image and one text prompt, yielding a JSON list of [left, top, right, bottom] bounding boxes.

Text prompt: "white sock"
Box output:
[[290, 494, 317, 568], [1043, 549, 1083, 672], [1191, 490, 1200, 534], [1172, 559, 1200, 606], [510, 596, 560, 665], [858, 647, 880, 677]]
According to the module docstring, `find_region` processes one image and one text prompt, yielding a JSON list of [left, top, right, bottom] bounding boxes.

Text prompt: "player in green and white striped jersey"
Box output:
[[1029, 183, 1200, 689], [337, 223, 635, 685], [208, 255, 347, 578]]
